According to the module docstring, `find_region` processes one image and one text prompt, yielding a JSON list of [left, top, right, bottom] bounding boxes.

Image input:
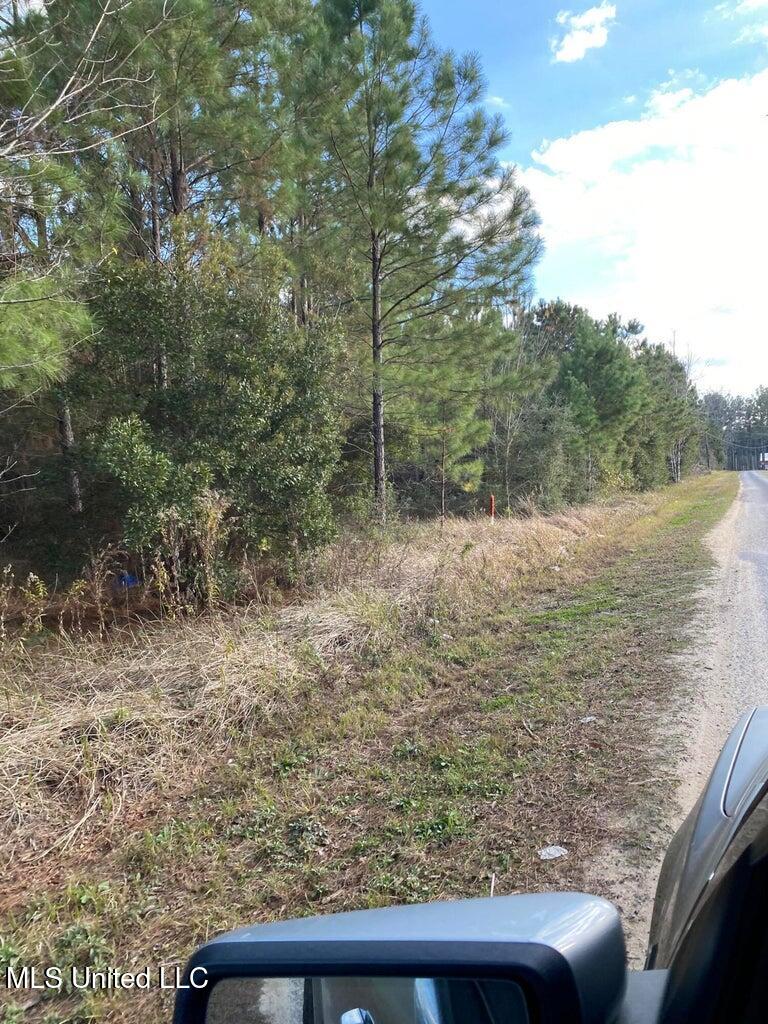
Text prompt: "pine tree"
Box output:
[[634, 342, 703, 485], [0, 0, 100, 396], [553, 315, 645, 494], [318, 0, 540, 518], [395, 305, 510, 516]]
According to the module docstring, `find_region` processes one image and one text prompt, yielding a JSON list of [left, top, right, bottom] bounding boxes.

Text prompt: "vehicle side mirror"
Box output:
[[174, 893, 627, 1024]]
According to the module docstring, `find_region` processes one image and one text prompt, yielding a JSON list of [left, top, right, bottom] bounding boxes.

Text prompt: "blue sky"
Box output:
[[420, 0, 768, 394]]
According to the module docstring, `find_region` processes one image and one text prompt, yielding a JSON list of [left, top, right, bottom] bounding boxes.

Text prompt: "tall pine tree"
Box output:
[[318, 0, 540, 518]]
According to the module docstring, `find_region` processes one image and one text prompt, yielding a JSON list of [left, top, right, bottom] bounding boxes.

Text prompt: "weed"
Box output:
[[412, 809, 469, 844], [0, 937, 24, 969], [52, 923, 114, 975], [392, 738, 421, 759], [1, 1004, 25, 1024]]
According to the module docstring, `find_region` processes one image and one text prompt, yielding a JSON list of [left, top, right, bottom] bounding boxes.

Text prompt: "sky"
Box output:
[[419, 0, 768, 395]]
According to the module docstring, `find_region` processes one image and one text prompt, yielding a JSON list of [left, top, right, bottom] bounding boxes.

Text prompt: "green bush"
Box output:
[[87, 250, 341, 600]]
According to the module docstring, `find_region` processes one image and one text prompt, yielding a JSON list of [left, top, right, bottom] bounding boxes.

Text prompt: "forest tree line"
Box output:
[[1, 0, 721, 600], [704, 390, 768, 471]]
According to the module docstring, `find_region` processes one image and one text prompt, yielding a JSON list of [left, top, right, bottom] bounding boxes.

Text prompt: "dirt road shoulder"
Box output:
[[586, 471, 740, 962]]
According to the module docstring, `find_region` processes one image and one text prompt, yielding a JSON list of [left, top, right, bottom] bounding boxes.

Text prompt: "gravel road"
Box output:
[[678, 470, 768, 811], [593, 471, 768, 964]]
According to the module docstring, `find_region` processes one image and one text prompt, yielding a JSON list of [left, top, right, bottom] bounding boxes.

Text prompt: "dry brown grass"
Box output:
[[0, 476, 737, 1024], [0, 501, 645, 876]]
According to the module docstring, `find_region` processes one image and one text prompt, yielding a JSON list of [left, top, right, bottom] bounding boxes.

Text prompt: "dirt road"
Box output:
[[606, 471, 768, 963], [676, 470, 768, 809]]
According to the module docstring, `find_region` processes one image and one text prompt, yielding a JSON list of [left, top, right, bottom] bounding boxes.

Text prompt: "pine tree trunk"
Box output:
[[296, 210, 310, 325], [169, 129, 188, 214], [149, 151, 168, 389], [503, 425, 514, 511], [669, 441, 683, 483], [440, 430, 447, 521], [150, 154, 162, 261], [371, 233, 386, 521], [57, 403, 82, 513]]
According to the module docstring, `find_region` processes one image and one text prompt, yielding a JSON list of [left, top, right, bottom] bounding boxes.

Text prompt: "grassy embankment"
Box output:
[[0, 472, 737, 1024]]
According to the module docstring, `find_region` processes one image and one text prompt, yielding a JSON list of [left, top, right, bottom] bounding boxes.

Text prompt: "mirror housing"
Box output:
[[174, 892, 626, 1024]]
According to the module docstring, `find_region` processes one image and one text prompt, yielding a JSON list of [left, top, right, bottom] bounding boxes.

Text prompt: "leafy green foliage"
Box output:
[[86, 251, 340, 594], [94, 415, 214, 550]]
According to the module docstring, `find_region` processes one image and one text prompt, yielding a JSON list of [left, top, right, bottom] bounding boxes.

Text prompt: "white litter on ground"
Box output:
[[538, 845, 568, 861]]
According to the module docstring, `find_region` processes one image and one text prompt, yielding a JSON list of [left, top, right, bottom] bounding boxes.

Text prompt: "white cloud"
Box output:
[[645, 67, 710, 112], [520, 69, 768, 394], [736, 21, 768, 41], [645, 86, 695, 115], [716, 0, 768, 16], [717, 0, 768, 43], [486, 95, 510, 108], [551, 2, 617, 63], [733, 0, 768, 12]]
